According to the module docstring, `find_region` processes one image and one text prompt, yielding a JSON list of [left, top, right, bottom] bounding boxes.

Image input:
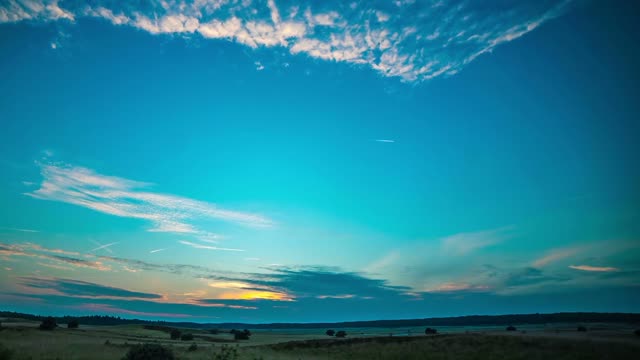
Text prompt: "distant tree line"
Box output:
[[2, 311, 640, 330]]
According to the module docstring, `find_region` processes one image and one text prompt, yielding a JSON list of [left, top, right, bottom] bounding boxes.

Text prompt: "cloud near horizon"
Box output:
[[18, 276, 163, 300], [0, 0, 572, 82]]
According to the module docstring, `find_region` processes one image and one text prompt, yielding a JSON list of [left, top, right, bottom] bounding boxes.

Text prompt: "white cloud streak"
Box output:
[[26, 162, 272, 241], [0, 0, 572, 82], [441, 227, 513, 256], [179, 240, 244, 252], [569, 265, 620, 272]]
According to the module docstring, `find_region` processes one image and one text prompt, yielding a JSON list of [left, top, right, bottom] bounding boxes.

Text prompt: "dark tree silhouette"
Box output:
[[335, 330, 347, 338], [424, 327, 438, 335], [170, 329, 181, 340], [39, 317, 57, 330], [234, 329, 251, 340], [634, 329, 640, 336], [67, 319, 79, 329], [506, 326, 517, 331], [122, 344, 175, 360], [181, 333, 194, 341], [187, 343, 197, 352], [577, 326, 587, 332], [326, 329, 335, 336]]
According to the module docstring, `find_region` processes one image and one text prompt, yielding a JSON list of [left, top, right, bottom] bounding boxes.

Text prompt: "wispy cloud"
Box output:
[[18, 276, 162, 299], [375, 139, 395, 143], [179, 240, 244, 252], [532, 246, 582, 267], [0, 227, 39, 233], [0, 0, 572, 82], [149, 248, 167, 254], [26, 162, 272, 243], [441, 227, 514, 256], [425, 282, 489, 293], [569, 265, 620, 272], [1, 242, 110, 271]]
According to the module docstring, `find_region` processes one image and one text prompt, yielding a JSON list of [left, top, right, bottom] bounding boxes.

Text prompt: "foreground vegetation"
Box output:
[[1, 320, 639, 360]]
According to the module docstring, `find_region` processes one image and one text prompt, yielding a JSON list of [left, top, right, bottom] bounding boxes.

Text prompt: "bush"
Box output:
[[0, 343, 13, 360], [67, 319, 79, 329], [181, 333, 194, 341], [506, 326, 517, 331], [425, 327, 438, 335], [209, 329, 220, 335], [170, 329, 181, 340], [39, 316, 57, 331], [577, 326, 587, 332], [213, 345, 238, 360], [122, 344, 175, 360], [187, 343, 198, 352], [326, 329, 335, 336], [335, 330, 347, 338], [635, 329, 640, 336], [233, 329, 251, 340]]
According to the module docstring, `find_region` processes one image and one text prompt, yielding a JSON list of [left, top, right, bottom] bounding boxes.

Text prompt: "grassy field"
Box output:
[[1, 319, 639, 359]]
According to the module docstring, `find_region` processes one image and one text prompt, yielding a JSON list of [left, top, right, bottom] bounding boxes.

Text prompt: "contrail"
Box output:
[[150, 248, 167, 253], [375, 139, 395, 143], [90, 241, 118, 253]]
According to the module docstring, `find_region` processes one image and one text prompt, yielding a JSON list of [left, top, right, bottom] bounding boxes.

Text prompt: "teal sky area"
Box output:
[[1, 0, 639, 322]]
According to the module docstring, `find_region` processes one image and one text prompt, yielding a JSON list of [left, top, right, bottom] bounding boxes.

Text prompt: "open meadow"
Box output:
[[1, 317, 639, 360]]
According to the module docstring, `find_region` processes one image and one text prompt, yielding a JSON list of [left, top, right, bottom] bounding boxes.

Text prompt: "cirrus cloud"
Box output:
[[0, 0, 573, 82]]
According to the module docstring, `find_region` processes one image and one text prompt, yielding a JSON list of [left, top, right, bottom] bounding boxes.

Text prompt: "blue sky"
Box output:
[[0, 0, 639, 323]]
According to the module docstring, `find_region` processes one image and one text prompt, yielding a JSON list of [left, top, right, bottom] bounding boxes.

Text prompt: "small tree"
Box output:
[[234, 329, 251, 340], [335, 330, 347, 338], [577, 326, 587, 332], [181, 333, 194, 341], [67, 319, 79, 329], [326, 329, 335, 336], [39, 316, 57, 330], [187, 343, 198, 352], [122, 344, 175, 360], [209, 329, 220, 335], [506, 326, 517, 332], [634, 329, 640, 337], [170, 329, 181, 340], [424, 328, 437, 335]]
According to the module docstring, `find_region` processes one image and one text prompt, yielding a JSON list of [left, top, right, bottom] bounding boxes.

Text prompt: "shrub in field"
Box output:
[[188, 343, 198, 352], [506, 326, 517, 331], [67, 319, 79, 329], [122, 344, 175, 360], [326, 329, 335, 336], [234, 329, 251, 340], [425, 327, 438, 335], [209, 329, 220, 335], [635, 329, 640, 336], [181, 333, 194, 341], [0, 343, 13, 360], [577, 326, 587, 332], [213, 345, 238, 360], [39, 316, 57, 330], [335, 330, 347, 338], [170, 329, 181, 340]]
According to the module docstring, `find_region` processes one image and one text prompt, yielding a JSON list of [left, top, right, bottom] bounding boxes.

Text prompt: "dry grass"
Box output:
[[0, 323, 639, 359]]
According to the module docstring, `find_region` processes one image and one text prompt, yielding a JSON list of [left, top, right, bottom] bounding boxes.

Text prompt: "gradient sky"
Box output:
[[1, 0, 639, 323]]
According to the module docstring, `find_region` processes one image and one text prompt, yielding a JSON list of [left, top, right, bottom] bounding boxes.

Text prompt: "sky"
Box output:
[[0, 0, 639, 323]]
